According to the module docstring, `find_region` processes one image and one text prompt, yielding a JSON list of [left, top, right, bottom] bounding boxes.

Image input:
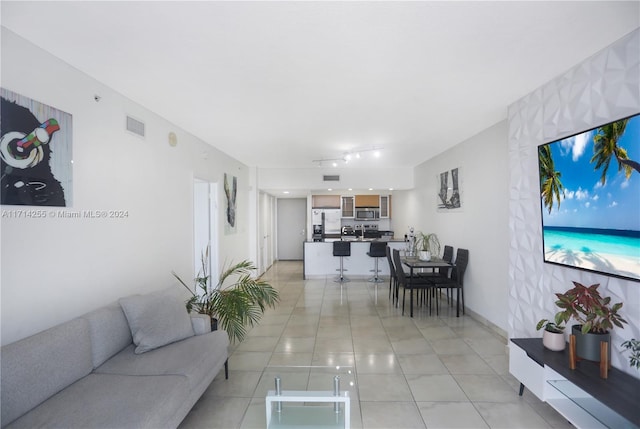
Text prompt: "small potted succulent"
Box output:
[[536, 318, 566, 351], [553, 281, 627, 362]]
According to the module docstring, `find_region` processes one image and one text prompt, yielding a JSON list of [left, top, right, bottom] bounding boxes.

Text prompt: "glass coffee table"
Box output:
[[262, 365, 356, 429]]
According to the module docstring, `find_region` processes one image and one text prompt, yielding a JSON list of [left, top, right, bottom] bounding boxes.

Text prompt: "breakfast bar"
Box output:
[[303, 240, 407, 279]]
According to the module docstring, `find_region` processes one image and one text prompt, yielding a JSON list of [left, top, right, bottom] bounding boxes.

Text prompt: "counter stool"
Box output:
[[333, 241, 351, 283], [367, 241, 387, 283]]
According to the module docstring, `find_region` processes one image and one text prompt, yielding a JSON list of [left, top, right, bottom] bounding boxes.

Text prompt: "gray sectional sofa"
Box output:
[[1, 288, 230, 428]]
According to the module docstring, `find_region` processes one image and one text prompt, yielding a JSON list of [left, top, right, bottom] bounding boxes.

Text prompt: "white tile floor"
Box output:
[[179, 261, 572, 429]]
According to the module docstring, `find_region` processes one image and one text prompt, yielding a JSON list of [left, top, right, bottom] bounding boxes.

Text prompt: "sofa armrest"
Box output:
[[190, 314, 211, 335]]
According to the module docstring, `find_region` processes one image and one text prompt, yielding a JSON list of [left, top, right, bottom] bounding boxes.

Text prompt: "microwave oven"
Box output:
[[355, 208, 379, 220]]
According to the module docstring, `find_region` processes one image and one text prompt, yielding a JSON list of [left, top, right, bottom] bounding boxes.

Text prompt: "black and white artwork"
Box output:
[[1, 89, 73, 206], [224, 173, 237, 234], [437, 167, 461, 211]]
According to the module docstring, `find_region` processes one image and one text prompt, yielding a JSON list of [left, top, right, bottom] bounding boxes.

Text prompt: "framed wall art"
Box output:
[[1, 88, 73, 207], [224, 172, 237, 234], [437, 167, 462, 211]]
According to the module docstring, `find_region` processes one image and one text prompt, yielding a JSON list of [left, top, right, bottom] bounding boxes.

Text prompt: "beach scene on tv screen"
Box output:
[[539, 113, 640, 281]]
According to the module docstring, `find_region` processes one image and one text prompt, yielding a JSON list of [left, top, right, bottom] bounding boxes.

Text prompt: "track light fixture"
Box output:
[[312, 147, 382, 167]]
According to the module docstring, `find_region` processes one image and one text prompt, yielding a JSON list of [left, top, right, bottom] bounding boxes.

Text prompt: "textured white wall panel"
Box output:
[[508, 29, 640, 376]]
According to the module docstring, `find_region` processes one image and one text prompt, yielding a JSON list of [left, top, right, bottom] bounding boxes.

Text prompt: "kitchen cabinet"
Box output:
[[354, 195, 379, 208], [379, 195, 391, 218], [312, 195, 341, 209], [341, 196, 354, 218]]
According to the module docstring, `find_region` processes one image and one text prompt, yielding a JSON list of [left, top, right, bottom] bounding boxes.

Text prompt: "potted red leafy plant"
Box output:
[[553, 281, 627, 361]]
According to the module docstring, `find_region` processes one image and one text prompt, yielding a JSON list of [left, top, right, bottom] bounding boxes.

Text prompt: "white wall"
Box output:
[[259, 166, 414, 192], [0, 29, 253, 345], [394, 122, 510, 331], [508, 29, 640, 376]]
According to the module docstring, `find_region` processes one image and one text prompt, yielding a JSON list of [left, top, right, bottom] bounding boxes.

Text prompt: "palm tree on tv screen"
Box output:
[[590, 118, 640, 185], [539, 144, 564, 214]]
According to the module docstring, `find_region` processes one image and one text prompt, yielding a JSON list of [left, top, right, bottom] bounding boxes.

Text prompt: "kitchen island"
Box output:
[[303, 239, 407, 279]]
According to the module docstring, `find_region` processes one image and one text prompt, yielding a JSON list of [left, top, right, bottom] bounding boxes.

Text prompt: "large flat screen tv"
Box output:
[[538, 113, 640, 282]]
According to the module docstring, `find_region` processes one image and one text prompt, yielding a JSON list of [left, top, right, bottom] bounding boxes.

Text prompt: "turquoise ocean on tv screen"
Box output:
[[543, 227, 640, 257]]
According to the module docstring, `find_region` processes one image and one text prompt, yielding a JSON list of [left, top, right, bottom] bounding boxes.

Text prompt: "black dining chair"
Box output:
[[392, 249, 436, 315], [430, 248, 469, 316], [386, 246, 398, 304], [435, 245, 454, 303]]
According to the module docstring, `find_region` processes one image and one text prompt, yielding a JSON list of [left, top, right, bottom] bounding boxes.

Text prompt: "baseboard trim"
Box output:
[[464, 306, 508, 343]]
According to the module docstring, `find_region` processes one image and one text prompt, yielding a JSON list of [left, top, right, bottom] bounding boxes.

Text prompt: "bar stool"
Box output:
[[333, 241, 351, 283], [367, 241, 387, 283]]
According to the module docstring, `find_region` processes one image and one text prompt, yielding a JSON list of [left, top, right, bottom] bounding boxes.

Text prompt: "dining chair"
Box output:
[[393, 249, 436, 315], [430, 248, 469, 316], [437, 245, 454, 303], [385, 246, 398, 304]]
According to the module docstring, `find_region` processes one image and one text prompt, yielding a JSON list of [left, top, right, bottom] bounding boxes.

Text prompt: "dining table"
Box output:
[[401, 256, 458, 317]]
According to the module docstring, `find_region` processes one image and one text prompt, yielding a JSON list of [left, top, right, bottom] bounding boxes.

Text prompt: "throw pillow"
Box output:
[[119, 291, 194, 354]]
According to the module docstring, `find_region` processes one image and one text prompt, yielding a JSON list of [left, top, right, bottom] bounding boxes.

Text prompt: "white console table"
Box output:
[[509, 338, 639, 429]]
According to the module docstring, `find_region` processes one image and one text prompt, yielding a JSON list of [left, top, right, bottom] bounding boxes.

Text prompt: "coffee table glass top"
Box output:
[[259, 365, 356, 397], [261, 365, 356, 429]]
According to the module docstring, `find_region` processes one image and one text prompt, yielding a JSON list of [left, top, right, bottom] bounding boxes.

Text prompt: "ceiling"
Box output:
[[2, 1, 639, 172]]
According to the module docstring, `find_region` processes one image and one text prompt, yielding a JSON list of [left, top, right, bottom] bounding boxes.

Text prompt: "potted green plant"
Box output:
[[621, 339, 640, 370], [536, 319, 566, 351], [416, 232, 441, 261], [173, 248, 279, 344], [553, 281, 627, 362]]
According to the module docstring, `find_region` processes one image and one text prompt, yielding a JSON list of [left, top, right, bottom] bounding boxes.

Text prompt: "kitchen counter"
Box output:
[[303, 240, 407, 279], [307, 238, 404, 243]]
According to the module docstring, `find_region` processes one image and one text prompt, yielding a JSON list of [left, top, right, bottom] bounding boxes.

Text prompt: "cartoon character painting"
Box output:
[[1, 90, 72, 206]]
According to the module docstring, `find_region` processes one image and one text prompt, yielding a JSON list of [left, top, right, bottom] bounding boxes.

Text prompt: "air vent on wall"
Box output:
[[323, 175, 340, 182], [126, 115, 145, 137]]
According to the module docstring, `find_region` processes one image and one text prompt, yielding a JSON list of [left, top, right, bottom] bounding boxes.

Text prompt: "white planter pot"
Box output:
[[542, 330, 566, 351], [418, 251, 431, 261]]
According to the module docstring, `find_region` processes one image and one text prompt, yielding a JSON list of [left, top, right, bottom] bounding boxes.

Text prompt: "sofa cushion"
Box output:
[[4, 373, 190, 429], [1, 318, 93, 426], [119, 290, 194, 354], [81, 303, 133, 368], [95, 330, 229, 390]]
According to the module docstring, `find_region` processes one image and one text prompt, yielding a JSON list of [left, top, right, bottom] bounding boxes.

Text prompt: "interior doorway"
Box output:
[[193, 179, 218, 282], [277, 198, 306, 260]]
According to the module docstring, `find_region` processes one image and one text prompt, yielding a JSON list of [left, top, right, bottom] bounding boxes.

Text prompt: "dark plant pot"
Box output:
[[572, 325, 610, 362]]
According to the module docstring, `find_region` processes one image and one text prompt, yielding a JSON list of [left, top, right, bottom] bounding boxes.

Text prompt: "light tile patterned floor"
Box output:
[[179, 261, 572, 429]]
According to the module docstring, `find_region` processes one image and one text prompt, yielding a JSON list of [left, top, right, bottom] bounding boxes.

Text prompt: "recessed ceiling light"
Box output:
[[348, 188, 353, 191], [332, 162, 338, 167], [368, 188, 373, 191], [389, 188, 394, 191], [283, 191, 289, 194], [373, 151, 380, 158], [328, 188, 333, 191]]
